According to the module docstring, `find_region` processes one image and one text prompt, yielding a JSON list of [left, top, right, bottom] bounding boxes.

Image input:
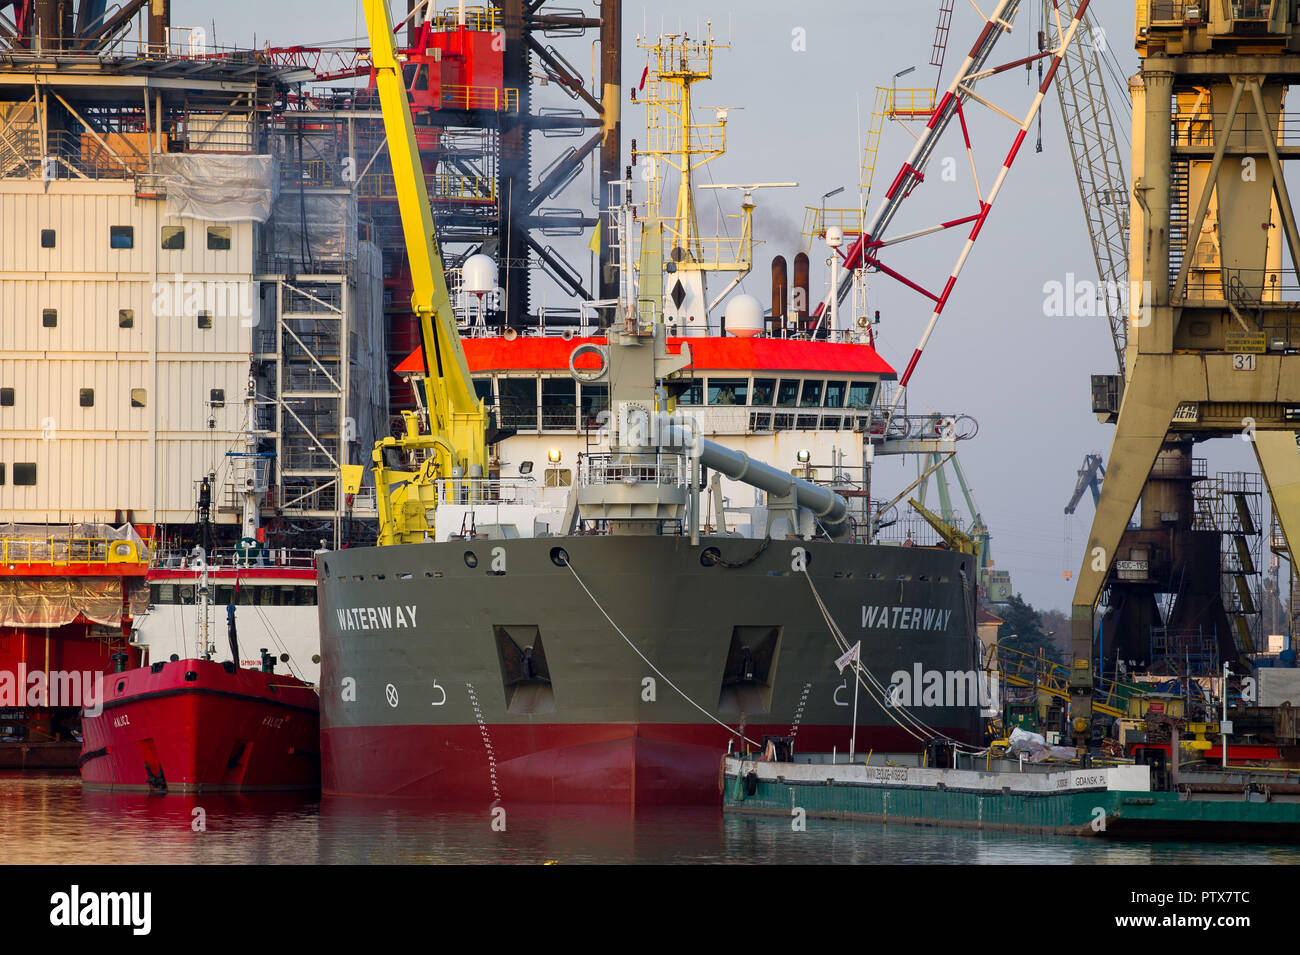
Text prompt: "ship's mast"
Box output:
[[570, 179, 851, 540], [634, 26, 772, 334], [193, 545, 213, 660], [636, 29, 726, 259]]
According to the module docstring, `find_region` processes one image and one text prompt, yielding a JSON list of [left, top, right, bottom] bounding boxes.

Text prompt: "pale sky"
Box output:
[[169, 0, 1267, 611]]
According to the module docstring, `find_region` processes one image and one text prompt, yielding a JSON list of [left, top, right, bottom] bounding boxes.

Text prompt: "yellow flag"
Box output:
[[587, 221, 601, 255], [340, 464, 365, 494]]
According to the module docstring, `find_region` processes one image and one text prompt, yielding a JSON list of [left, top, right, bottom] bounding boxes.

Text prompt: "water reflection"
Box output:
[[2, 773, 1297, 865]]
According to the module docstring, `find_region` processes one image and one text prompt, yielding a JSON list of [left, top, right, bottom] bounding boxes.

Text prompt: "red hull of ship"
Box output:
[[79, 659, 320, 793], [322, 723, 971, 805]]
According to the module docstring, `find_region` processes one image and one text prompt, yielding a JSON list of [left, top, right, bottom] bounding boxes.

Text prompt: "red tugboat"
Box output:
[[78, 559, 319, 793], [79, 655, 319, 793]]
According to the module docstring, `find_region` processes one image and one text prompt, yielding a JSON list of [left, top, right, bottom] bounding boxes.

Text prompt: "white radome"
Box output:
[[462, 254, 497, 295], [724, 294, 764, 337]]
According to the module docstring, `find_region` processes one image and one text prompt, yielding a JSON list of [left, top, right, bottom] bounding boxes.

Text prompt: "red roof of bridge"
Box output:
[[396, 336, 897, 378]]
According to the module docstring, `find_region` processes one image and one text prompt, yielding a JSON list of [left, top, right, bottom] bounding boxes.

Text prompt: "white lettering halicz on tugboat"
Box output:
[[335, 605, 418, 631], [860, 605, 952, 632]]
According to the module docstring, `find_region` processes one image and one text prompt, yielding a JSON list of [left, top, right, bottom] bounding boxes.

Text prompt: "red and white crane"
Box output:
[[819, 0, 1094, 424]]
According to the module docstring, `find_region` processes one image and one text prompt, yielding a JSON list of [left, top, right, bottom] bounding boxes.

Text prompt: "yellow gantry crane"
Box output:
[[358, 0, 490, 545]]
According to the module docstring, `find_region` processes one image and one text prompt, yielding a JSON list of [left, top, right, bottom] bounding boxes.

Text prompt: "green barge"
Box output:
[[722, 754, 1300, 839]]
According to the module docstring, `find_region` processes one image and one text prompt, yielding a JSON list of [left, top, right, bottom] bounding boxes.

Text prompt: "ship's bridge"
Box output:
[[397, 333, 905, 541], [396, 335, 898, 482]]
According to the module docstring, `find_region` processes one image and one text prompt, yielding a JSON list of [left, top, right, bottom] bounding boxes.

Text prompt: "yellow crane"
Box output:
[[354, 0, 490, 545], [906, 497, 978, 556]]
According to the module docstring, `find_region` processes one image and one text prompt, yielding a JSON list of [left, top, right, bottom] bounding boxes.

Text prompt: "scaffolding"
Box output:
[[1194, 471, 1265, 655], [1149, 627, 1220, 679], [252, 251, 387, 524]]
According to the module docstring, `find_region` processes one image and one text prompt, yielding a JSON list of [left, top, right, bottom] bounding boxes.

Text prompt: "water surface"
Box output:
[[3, 772, 1297, 865]]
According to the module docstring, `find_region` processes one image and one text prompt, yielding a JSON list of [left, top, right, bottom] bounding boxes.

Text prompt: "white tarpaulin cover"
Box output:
[[158, 154, 280, 222], [269, 190, 357, 262], [1006, 726, 1079, 763], [0, 578, 147, 628]]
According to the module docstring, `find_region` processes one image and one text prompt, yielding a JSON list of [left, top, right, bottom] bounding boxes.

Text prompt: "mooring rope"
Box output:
[[801, 566, 988, 755], [563, 557, 760, 747]]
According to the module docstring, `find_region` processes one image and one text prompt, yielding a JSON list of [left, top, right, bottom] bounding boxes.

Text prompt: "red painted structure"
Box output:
[[396, 336, 899, 377], [80, 658, 319, 793], [322, 721, 969, 805], [0, 532, 149, 768]]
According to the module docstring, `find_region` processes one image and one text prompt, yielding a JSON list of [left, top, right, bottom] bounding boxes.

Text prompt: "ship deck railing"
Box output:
[[151, 547, 320, 572], [434, 477, 570, 508], [993, 644, 1145, 720], [0, 536, 151, 566], [582, 451, 685, 487]]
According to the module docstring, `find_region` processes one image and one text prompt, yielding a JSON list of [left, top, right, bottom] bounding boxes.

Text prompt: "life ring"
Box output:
[[567, 342, 609, 383]]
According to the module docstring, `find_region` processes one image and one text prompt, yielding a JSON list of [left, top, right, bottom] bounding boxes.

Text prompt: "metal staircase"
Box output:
[[995, 644, 1142, 721]]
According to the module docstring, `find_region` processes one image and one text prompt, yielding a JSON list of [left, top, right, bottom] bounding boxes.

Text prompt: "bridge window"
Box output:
[[580, 383, 608, 427], [541, 378, 577, 430], [499, 377, 538, 431], [799, 380, 824, 408], [847, 381, 875, 408], [775, 379, 800, 407], [676, 380, 703, 405], [473, 378, 494, 403], [824, 380, 847, 408], [751, 378, 776, 405], [708, 378, 748, 406]]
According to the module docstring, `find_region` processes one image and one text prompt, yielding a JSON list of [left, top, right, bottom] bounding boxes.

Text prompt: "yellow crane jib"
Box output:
[[363, 0, 490, 545], [907, 497, 978, 556]]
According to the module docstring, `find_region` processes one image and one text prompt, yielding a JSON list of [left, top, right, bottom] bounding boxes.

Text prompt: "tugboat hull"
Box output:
[[79, 659, 320, 793]]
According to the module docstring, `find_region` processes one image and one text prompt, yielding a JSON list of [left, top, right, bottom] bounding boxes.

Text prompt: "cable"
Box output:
[[564, 556, 759, 746], [246, 595, 305, 681], [805, 568, 935, 739], [801, 565, 990, 754]]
